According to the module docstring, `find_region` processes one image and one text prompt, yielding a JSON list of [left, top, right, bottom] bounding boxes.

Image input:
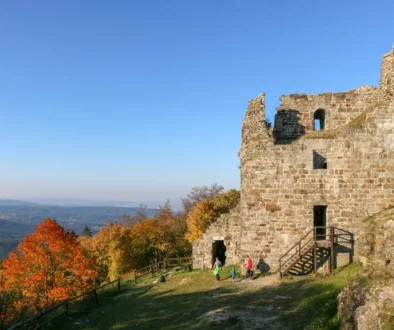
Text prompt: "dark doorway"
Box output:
[[313, 109, 325, 131], [211, 241, 226, 266], [314, 206, 327, 240]]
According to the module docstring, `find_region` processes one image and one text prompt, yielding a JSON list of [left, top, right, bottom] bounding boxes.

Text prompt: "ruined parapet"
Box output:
[[380, 46, 394, 96], [238, 93, 273, 162], [276, 86, 382, 133]]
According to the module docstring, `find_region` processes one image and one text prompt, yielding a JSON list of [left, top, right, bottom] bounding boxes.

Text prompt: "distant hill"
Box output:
[[0, 200, 158, 239], [0, 199, 41, 206]]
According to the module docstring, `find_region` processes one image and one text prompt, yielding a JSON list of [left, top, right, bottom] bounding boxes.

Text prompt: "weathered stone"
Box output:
[[193, 47, 394, 276]]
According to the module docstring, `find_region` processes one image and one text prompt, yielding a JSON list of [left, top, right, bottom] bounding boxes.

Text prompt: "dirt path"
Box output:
[[235, 273, 280, 288], [197, 274, 290, 329]]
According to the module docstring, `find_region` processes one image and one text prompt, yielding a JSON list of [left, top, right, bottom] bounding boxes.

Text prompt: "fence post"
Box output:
[[36, 313, 40, 326], [117, 278, 121, 292], [93, 290, 98, 305], [279, 259, 282, 278], [330, 228, 335, 275], [65, 300, 69, 316]]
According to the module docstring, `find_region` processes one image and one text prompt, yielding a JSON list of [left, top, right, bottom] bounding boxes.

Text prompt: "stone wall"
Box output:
[[277, 85, 383, 132], [273, 110, 305, 144], [380, 46, 394, 96], [239, 100, 394, 270], [238, 93, 273, 162], [192, 207, 241, 269], [193, 47, 394, 274]]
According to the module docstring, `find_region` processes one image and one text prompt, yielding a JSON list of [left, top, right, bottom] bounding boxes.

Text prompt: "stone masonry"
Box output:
[[193, 47, 394, 273]]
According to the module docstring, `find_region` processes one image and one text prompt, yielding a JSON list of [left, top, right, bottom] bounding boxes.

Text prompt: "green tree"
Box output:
[[82, 225, 92, 237]]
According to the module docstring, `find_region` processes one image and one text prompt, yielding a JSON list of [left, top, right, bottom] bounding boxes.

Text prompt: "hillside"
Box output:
[[51, 264, 361, 330], [0, 200, 158, 239]]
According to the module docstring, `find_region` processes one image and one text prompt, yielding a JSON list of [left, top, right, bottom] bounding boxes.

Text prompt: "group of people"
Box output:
[[212, 255, 253, 282]]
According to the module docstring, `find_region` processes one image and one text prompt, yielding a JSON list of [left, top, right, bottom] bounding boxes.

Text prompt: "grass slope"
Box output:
[[52, 263, 361, 330]]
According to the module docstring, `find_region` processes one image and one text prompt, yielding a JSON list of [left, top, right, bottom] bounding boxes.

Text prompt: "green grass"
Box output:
[[49, 263, 361, 330]]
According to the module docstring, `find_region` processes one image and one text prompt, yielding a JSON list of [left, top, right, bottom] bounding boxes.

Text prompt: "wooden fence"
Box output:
[[6, 257, 193, 329], [133, 257, 193, 283], [7, 278, 121, 330]]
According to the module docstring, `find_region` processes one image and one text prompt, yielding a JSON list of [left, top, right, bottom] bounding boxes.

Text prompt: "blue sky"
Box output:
[[0, 0, 393, 207]]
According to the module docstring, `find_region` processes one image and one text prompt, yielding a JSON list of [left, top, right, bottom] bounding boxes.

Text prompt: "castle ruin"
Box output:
[[193, 47, 394, 274]]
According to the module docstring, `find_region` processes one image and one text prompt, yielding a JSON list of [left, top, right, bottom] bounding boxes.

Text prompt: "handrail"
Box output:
[[331, 227, 353, 235], [278, 226, 355, 277], [281, 236, 314, 268], [279, 228, 314, 262]]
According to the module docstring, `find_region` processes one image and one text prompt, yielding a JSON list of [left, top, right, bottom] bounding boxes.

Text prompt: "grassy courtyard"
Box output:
[[51, 263, 361, 330]]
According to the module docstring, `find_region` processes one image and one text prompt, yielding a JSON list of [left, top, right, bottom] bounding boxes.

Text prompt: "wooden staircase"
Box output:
[[278, 226, 354, 277]]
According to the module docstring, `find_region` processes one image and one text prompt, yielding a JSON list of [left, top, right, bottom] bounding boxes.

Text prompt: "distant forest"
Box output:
[[0, 203, 158, 241]]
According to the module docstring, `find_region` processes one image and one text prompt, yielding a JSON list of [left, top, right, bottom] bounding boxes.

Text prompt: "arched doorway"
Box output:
[[313, 109, 325, 131]]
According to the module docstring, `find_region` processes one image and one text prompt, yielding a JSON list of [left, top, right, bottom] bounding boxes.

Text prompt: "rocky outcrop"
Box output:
[[338, 208, 394, 330]]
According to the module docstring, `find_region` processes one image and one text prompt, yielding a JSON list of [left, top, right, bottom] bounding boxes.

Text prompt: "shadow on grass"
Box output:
[[51, 269, 355, 330]]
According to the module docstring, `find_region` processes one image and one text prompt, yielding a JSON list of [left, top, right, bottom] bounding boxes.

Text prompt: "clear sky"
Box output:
[[0, 0, 393, 207]]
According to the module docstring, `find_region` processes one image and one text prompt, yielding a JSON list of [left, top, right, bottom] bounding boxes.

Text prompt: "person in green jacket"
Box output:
[[212, 257, 222, 281]]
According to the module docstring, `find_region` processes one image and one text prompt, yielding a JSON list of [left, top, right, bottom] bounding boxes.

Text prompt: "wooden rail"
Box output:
[[133, 257, 193, 283], [7, 278, 121, 330], [278, 226, 354, 277]]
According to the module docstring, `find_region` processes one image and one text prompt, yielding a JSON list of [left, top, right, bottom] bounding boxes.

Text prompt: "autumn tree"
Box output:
[[185, 189, 240, 242], [0, 277, 16, 328], [80, 222, 133, 281], [80, 202, 192, 278], [128, 202, 191, 269], [2, 218, 98, 312]]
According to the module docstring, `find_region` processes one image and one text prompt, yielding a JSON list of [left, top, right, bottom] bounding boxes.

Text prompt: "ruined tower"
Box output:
[[193, 48, 394, 274]]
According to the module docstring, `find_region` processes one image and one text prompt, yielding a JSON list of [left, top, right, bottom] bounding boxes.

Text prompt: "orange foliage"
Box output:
[[2, 218, 98, 312], [80, 222, 133, 281], [128, 204, 191, 268], [78, 203, 191, 278], [185, 199, 218, 242], [185, 189, 240, 242]]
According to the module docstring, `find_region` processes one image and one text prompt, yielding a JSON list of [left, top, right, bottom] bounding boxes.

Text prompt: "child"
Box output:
[[214, 265, 221, 281], [231, 266, 236, 283], [244, 255, 253, 279], [212, 257, 222, 281]]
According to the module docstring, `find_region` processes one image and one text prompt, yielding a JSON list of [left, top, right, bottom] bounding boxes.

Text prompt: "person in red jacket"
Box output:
[[244, 255, 253, 279]]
